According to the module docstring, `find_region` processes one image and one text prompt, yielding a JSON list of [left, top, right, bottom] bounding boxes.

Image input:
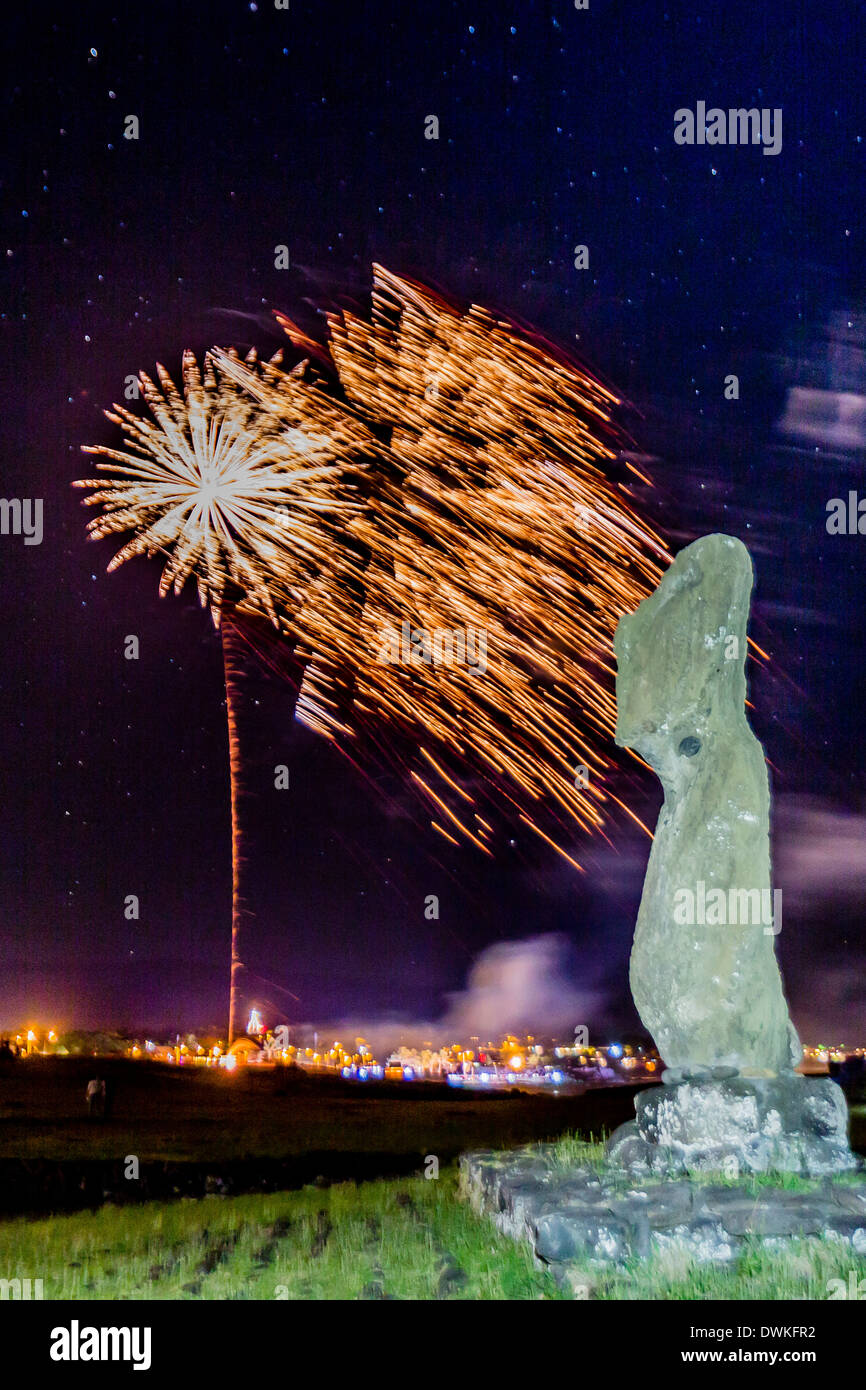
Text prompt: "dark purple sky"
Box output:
[[2, 0, 865, 1042]]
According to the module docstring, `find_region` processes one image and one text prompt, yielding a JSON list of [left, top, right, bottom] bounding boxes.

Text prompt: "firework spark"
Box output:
[[76, 274, 671, 872], [74, 347, 372, 624], [75, 346, 380, 1041], [282, 266, 672, 865]]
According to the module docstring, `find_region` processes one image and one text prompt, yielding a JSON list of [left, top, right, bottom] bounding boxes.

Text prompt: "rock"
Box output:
[[621, 1074, 858, 1176], [804, 1089, 848, 1138], [695, 1184, 746, 1208], [461, 1142, 866, 1271], [552, 1179, 608, 1207], [831, 1185, 866, 1216], [613, 534, 799, 1075], [459, 1155, 507, 1211], [650, 1218, 737, 1264], [605, 1120, 648, 1169], [606, 1121, 681, 1175], [436, 1261, 469, 1298], [534, 1208, 634, 1264], [820, 1218, 866, 1255], [559, 1268, 595, 1299], [495, 1179, 550, 1240], [701, 1193, 835, 1237], [849, 1228, 866, 1257], [615, 1206, 653, 1256], [614, 1181, 695, 1230]]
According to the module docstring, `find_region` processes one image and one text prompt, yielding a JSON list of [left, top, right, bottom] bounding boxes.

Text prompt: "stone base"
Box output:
[[459, 1145, 866, 1293], [605, 1073, 857, 1177]]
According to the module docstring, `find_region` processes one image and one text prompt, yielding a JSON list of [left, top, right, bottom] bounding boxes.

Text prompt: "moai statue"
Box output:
[[606, 534, 855, 1175]]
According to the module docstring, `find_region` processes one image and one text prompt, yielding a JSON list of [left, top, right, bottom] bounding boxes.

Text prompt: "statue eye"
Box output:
[[678, 736, 701, 757]]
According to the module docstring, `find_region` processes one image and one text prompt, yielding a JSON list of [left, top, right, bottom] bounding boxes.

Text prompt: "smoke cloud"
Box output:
[[302, 933, 604, 1056]]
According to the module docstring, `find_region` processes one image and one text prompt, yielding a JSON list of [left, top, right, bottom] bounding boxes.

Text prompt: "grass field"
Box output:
[[0, 1057, 646, 1164], [3, 1152, 865, 1301], [5, 1060, 863, 1167], [0, 1170, 561, 1301], [3, 1061, 864, 1300]]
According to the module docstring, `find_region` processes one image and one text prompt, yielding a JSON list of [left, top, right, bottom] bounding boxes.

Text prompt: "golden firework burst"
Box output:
[[285, 266, 671, 864]]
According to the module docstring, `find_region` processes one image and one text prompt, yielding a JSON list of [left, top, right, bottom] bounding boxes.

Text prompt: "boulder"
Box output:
[[534, 1208, 634, 1264]]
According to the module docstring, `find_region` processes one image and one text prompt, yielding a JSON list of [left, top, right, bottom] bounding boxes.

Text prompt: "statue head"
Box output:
[[614, 534, 753, 781]]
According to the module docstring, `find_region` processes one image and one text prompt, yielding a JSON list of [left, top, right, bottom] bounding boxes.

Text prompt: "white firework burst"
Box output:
[[74, 347, 369, 623]]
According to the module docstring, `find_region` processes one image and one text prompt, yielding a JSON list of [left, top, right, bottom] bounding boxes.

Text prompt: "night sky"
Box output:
[[2, 1, 865, 1043]]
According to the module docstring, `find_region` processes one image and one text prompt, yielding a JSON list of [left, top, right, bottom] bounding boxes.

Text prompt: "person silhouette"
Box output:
[[85, 1077, 102, 1118]]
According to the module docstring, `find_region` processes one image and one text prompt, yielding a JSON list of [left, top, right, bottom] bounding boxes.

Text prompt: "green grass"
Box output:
[[3, 1066, 863, 1300], [0, 1171, 564, 1301], [544, 1133, 609, 1171], [568, 1235, 866, 1301], [3, 1153, 865, 1300]]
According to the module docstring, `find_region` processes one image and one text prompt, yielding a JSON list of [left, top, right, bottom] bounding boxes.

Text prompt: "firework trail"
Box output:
[[77, 278, 671, 874], [75, 348, 379, 1038], [223, 267, 671, 868]]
